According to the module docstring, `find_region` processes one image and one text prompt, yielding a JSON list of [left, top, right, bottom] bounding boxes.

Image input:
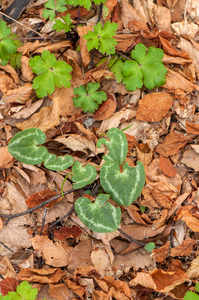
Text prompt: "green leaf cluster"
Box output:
[[122, 43, 167, 91], [52, 14, 73, 32], [29, 50, 72, 98], [73, 82, 107, 113], [0, 20, 18, 65], [0, 281, 45, 300], [83, 21, 118, 55], [42, 0, 67, 21], [67, 0, 106, 12]]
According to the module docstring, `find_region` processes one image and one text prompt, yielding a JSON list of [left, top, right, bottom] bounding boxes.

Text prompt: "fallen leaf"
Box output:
[[93, 93, 116, 121], [20, 56, 34, 82], [181, 148, 199, 172], [151, 241, 170, 263], [187, 256, 199, 279], [2, 83, 33, 103], [54, 225, 82, 240], [48, 283, 69, 300], [25, 190, 62, 210], [156, 132, 192, 157], [17, 268, 64, 283], [0, 147, 13, 168], [77, 25, 92, 67], [0, 278, 20, 296], [159, 155, 177, 177], [0, 71, 14, 93], [170, 239, 197, 257], [120, 0, 147, 29]]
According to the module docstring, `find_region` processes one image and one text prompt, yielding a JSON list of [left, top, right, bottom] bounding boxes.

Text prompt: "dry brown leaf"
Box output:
[[186, 121, 199, 134], [48, 283, 69, 300], [77, 25, 92, 67], [159, 35, 189, 58], [99, 109, 132, 133], [129, 269, 189, 293], [25, 190, 62, 210], [33, 41, 72, 54], [120, 0, 147, 28], [1, 83, 33, 103], [187, 256, 199, 279], [91, 249, 110, 271], [181, 148, 199, 172], [151, 241, 170, 263], [17, 268, 64, 283], [10, 98, 44, 120], [102, 0, 117, 21], [126, 205, 148, 225], [156, 132, 192, 157], [114, 34, 141, 52], [0, 64, 19, 84], [65, 279, 84, 299], [163, 68, 199, 92], [128, 20, 149, 33], [18, 41, 48, 55], [20, 56, 34, 82], [93, 93, 116, 121], [163, 53, 192, 65], [54, 225, 82, 240], [0, 71, 14, 93], [16, 98, 60, 132], [74, 122, 97, 141], [136, 92, 172, 122], [170, 239, 197, 257], [136, 144, 153, 168], [31, 235, 73, 267], [159, 155, 177, 177], [153, 4, 171, 32], [0, 147, 13, 168]]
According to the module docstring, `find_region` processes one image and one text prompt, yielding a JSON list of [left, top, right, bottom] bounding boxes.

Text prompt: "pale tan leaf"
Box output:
[[18, 41, 48, 55], [182, 148, 199, 172], [187, 256, 199, 279], [99, 109, 132, 133], [0, 64, 19, 84], [0, 147, 13, 168], [121, 0, 147, 28], [2, 83, 33, 103]]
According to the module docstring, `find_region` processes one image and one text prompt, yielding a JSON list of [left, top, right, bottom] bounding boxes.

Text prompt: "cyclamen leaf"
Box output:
[[100, 160, 145, 206], [122, 43, 167, 91], [72, 161, 97, 189], [73, 82, 107, 113], [29, 50, 72, 98], [44, 153, 74, 171], [184, 291, 199, 300], [7, 128, 48, 165], [97, 128, 127, 165], [75, 194, 121, 232], [0, 20, 17, 65], [42, 0, 67, 21], [84, 21, 118, 54], [52, 14, 73, 32]]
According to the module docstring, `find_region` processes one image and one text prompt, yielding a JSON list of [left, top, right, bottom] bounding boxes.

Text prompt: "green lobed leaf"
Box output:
[[7, 128, 48, 165], [122, 43, 167, 91], [44, 153, 74, 171], [184, 291, 199, 300], [73, 82, 107, 113], [0, 20, 18, 65], [84, 21, 118, 55], [72, 161, 97, 189], [195, 283, 199, 293], [29, 50, 72, 98], [52, 14, 73, 32], [100, 160, 145, 206], [75, 194, 121, 232], [108, 56, 125, 83], [42, 0, 67, 21], [97, 128, 127, 166]]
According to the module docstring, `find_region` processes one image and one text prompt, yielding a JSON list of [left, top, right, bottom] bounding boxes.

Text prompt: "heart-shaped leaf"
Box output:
[[7, 128, 48, 165], [100, 160, 145, 206], [97, 128, 127, 165], [44, 153, 74, 171], [72, 161, 97, 189], [75, 194, 121, 233]]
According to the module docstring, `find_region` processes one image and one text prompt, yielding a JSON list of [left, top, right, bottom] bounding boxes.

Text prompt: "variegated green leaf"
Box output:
[[72, 161, 97, 189], [97, 128, 127, 165], [7, 128, 48, 165], [75, 194, 121, 232], [44, 153, 74, 171], [100, 160, 145, 206]]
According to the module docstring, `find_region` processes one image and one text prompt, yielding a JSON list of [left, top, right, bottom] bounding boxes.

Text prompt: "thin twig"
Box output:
[[0, 11, 44, 37], [0, 188, 76, 225], [117, 228, 146, 246], [116, 50, 132, 60], [0, 241, 14, 253]]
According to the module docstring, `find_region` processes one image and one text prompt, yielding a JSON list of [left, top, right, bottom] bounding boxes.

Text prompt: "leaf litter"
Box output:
[[0, 0, 199, 299]]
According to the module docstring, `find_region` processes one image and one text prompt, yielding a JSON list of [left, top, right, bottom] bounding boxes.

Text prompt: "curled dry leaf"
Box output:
[[170, 239, 197, 257], [1, 83, 33, 103], [18, 41, 48, 55], [93, 93, 116, 121], [0, 71, 14, 93], [152, 4, 171, 32], [33, 41, 72, 54], [187, 256, 199, 279], [0, 278, 20, 296], [17, 268, 64, 283], [48, 283, 69, 300], [20, 56, 34, 82], [129, 268, 189, 293], [186, 121, 199, 134], [0, 64, 19, 84], [77, 25, 92, 67], [156, 132, 192, 157], [151, 241, 170, 263], [25, 189, 62, 210]]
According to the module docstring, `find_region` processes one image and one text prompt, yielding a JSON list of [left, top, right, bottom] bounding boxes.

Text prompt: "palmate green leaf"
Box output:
[[52, 14, 73, 32], [42, 0, 67, 21], [84, 21, 118, 55], [122, 43, 167, 91], [73, 82, 107, 113], [184, 291, 199, 300], [97, 128, 127, 166], [0, 20, 17, 65], [29, 50, 72, 98], [7, 128, 48, 165], [8, 281, 38, 300], [75, 194, 121, 233], [100, 160, 145, 207], [44, 153, 74, 171], [72, 161, 97, 189]]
